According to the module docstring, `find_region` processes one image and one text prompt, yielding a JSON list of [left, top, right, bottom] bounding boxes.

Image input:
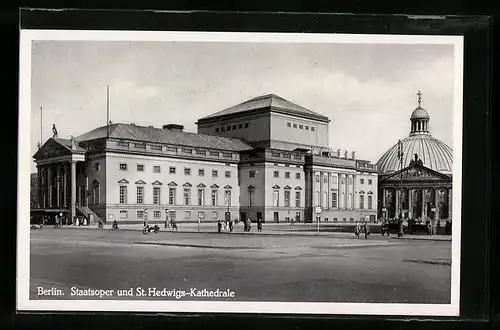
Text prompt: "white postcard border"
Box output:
[[18, 29, 464, 316]]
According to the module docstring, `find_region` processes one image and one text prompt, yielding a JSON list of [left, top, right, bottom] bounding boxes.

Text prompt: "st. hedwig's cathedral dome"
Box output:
[[377, 91, 453, 175]]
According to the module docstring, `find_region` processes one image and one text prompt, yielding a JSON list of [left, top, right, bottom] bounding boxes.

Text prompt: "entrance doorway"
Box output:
[[240, 212, 247, 223], [273, 212, 279, 223]]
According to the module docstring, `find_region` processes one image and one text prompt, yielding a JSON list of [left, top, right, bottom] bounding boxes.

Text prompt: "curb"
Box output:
[[134, 241, 266, 250], [390, 236, 451, 242]]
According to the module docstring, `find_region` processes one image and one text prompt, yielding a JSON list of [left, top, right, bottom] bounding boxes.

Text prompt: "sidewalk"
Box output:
[[390, 235, 451, 242]]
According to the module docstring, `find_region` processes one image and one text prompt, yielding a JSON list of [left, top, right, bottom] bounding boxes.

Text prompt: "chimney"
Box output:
[[163, 124, 184, 131]]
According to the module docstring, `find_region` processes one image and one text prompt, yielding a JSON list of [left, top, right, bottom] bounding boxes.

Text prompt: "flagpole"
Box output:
[[40, 106, 43, 147], [106, 85, 110, 138]]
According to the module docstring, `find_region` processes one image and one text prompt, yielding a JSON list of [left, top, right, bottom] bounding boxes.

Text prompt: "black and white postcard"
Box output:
[[18, 30, 463, 316]]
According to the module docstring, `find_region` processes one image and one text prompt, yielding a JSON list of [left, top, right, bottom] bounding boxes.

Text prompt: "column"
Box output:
[[319, 171, 323, 207], [395, 188, 400, 218], [71, 161, 77, 223], [448, 187, 452, 220], [421, 188, 426, 220], [63, 163, 68, 208], [47, 165, 53, 208], [56, 165, 60, 208], [434, 188, 440, 221], [408, 188, 413, 219]]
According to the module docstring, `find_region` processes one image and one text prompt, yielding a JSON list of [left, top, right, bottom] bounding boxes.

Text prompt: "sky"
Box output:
[[30, 39, 456, 173]]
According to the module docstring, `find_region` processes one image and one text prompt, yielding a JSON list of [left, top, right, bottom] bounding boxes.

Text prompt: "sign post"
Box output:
[[315, 206, 322, 235], [198, 212, 205, 232]]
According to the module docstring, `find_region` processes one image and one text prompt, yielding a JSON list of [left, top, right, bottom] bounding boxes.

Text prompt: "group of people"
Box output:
[[354, 221, 371, 239], [217, 218, 263, 233]]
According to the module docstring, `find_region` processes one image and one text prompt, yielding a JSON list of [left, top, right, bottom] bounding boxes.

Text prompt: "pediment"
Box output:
[[248, 185, 255, 189], [167, 181, 177, 186], [382, 164, 451, 182], [151, 180, 163, 185], [33, 138, 73, 160], [117, 179, 129, 184], [283, 185, 291, 190], [197, 183, 206, 188], [135, 180, 147, 185], [224, 185, 232, 189], [183, 182, 192, 187], [210, 184, 219, 189], [295, 186, 302, 190], [272, 185, 280, 189]]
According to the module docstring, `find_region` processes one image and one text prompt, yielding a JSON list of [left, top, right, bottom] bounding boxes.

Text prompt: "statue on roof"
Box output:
[[70, 135, 77, 150], [344, 150, 348, 159], [352, 150, 356, 160], [52, 124, 58, 138], [337, 149, 341, 158]]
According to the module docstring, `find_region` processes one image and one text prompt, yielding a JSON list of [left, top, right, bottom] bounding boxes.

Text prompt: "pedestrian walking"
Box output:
[[354, 221, 360, 238], [364, 221, 370, 239], [171, 219, 178, 231], [217, 220, 222, 234], [398, 219, 404, 237], [436, 220, 441, 235], [246, 218, 251, 232], [257, 218, 263, 232], [229, 219, 233, 232]]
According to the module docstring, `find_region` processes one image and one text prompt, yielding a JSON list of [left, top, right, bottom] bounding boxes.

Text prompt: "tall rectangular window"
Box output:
[[119, 186, 127, 204], [368, 195, 373, 209], [168, 188, 176, 205], [315, 191, 320, 206], [285, 172, 290, 179], [323, 191, 328, 207], [332, 192, 338, 208], [284, 190, 291, 207], [295, 191, 301, 207], [368, 179, 373, 185], [184, 188, 191, 206], [296, 172, 301, 179], [249, 170, 256, 178], [360, 195, 365, 209], [153, 187, 161, 205], [136, 186, 144, 204], [249, 188, 255, 206], [211, 189, 218, 206], [273, 190, 279, 207], [198, 189, 205, 206], [224, 190, 231, 206]]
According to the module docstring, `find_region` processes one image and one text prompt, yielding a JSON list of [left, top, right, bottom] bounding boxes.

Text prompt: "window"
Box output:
[[166, 146, 177, 152], [169, 166, 176, 174], [196, 149, 206, 155], [305, 125, 309, 130], [198, 189, 205, 206], [293, 155, 302, 160], [293, 124, 297, 128], [350, 218, 354, 222], [225, 171, 231, 178], [119, 163, 128, 171], [184, 211, 191, 219], [315, 175, 320, 182], [360, 178, 364, 184], [324, 176, 328, 183], [249, 188, 255, 206], [198, 169, 205, 176], [168, 188, 176, 205], [198, 211, 205, 219], [215, 127, 220, 132], [296, 173, 301, 179], [311, 127, 315, 131], [360, 195, 365, 209], [209, 151, 219, 157], [273, 171, 279, 178], [299, 124, 303, 129], [119, 186, 127, 204], [137, 210, 144, 219], [271, 152, 280, 157], [315, 191, 320, 206], [116, 141, 129, 147], [283, 154, 291, 159], [136, 186, 144, 204], [211, 189, 218, 206], [93, 163, 100, 171], [224, 190, 231, 206], [324, 192, 328, 207], [238, 124, 243, 129], [184, 168, 191, 175], [93, 181, 100, 204], [273, 190, 279, 207], [212, 211, 218, 220], [295, 191, 301, 207], [333, 217, 338, 222], [368, 195, 373, 209], [368, 179, 373, 185], [184, 188, 191, 206], [134, 143, 146, 149], [137, 164, 144, 172], [153, 166, 161, 173], [154, 210, 161, 219], [151, 145, 162, 151], [287, 122, 291, 127], [244, 123, 249, 128], [285, 172, 290, 179], [221, 127, 226, 132], [223, 152, 232, 158], [285, 164, 290, 167], [332, 192, 337, 208], [120, 210, 128, 219], [181, 148, 192, 154], [169, 211, 176, 219], [153, 187, 161, 205], [249, 170, 256, 178], [284, 190, 291, 207], [226, 125, 231, 131], [212, 170, 218, 177], [232, 125, 237, 130]]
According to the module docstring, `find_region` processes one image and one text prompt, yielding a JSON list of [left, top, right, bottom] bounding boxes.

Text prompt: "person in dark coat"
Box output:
[[363, 221, 370, 239], [257, 218, 263, 232], [398, 219, 404, 237], [229, 219, 233, 232], [217, 220, 222, 234]]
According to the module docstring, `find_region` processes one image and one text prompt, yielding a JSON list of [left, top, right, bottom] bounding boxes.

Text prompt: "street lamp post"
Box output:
[[315, 206, 322, 235], [165, 209, 169, 228]]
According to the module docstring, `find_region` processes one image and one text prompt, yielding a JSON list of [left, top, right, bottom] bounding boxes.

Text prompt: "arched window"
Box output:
[[92, 180, 100, 204]]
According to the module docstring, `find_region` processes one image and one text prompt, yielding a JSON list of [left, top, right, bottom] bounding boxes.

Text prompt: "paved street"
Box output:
[[30, 228, 451, 303]]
